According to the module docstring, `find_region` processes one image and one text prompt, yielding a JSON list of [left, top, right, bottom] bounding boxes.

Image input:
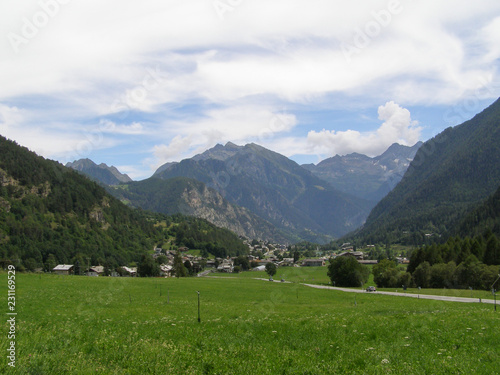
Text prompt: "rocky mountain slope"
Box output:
[[110, 177, 292, 242]]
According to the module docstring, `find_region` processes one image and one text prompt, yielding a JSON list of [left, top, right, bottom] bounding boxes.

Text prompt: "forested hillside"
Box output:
[[354, 97, 500, 245], [456, 185, 500, 238], [0, 136, 247, 271]]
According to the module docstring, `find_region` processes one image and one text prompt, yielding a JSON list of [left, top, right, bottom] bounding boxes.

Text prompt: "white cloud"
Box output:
[[306, 101, 421, 157], [98, 120, 145, 135], [0, 104, 23, 130], [152, 104, 297, 165], [0, 0, 499, 173], [153, 135, 195, 164]]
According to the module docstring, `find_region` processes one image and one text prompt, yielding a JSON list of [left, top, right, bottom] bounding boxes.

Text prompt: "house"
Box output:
[[52, 264, 74, 275], [358, 260, 378, 265], [160, 264, 173, 277], [280, 258, 295, 266], [338, 251, 364, 260], [217, 259, 234, 273], [86, 266, 105, 277], [205, 260, 217, 269], [301, 259, 325, 267], [252, 265, 266, 271], [121, 266, 137, 277]]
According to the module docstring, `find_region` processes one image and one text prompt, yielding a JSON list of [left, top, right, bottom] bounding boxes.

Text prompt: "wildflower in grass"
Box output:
[[381, 359, 389, 364]]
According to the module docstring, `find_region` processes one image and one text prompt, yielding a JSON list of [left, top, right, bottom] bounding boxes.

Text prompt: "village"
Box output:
[[50, 240, 410, 277]]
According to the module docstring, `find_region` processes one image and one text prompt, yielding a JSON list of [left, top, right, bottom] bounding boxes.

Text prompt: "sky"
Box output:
[[1, 0, 499, 180]]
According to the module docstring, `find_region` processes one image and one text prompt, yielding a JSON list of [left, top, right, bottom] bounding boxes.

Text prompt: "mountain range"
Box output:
[[69, 142, 421, 243], [65, 97, 500, 246], [303, 142, 422, 202], [149, 142, 373, 241]]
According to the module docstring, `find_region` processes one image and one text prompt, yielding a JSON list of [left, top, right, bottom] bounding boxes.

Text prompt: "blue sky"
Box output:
[[1, 0, 499, 180]]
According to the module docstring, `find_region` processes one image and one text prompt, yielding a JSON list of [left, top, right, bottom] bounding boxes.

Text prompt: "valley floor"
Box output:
[[3, 273, 498, 374]]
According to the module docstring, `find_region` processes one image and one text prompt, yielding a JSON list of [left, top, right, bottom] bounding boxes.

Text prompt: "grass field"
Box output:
[[1, 272, 499, 374]]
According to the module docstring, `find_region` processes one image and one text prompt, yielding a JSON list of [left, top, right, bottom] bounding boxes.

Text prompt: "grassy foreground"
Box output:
[[1, 273, 499, 374]]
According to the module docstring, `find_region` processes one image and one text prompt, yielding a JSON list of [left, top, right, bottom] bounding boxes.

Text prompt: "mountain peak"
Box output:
[[305, 142, 422, 202], [192, 142, 243, 162], [66, 159, 132, 185]]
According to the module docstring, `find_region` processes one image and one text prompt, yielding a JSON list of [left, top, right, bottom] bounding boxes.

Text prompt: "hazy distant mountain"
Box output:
[[66, 159, 132, 185], [303, 142, 422, 203], [354, 97, 500, 244], [153, 142, 371, 241]]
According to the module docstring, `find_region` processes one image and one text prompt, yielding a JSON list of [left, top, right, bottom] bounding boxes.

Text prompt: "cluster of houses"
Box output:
[[51, 242, 409, 277]]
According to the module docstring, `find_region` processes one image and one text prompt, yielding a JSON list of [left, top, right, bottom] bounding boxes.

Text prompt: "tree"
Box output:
[[44, 253, 57, 272], [234, 255, 250, 271], [184, 260, 193, 276], [412, 261, 431, 288], [373, 259, 399, 288], [327, 256, 369, 287], [265, 262, 277, 278], [484, 234, 500, 265], [429, 261, 456, 288], [137, 254, 160, 277], [155, 254, 168, 265], [173, 251, 187, 278]]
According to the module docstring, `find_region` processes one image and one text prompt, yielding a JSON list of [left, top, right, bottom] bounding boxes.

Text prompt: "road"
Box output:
[[302, 283, 497, 305]]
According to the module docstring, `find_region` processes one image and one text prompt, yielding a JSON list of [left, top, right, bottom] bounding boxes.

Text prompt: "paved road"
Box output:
[[302, 283, 497, 305]]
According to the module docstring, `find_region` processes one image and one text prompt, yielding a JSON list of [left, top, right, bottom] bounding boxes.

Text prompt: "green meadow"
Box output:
[[1, 272, 499, 374]]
